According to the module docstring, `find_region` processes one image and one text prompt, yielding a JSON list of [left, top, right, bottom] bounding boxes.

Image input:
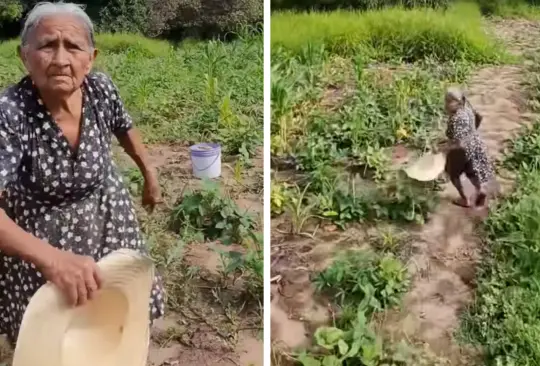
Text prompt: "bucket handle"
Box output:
[[191, 152, 220, 172]]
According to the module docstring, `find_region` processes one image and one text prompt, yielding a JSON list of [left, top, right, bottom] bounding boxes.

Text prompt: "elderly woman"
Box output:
[[442, 87, 495, 208], [0, 2, 165, 345]]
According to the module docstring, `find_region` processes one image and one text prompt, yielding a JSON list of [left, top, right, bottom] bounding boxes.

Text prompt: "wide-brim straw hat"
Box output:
[[12, 248, 154, 366], [404, 152, 446, 181]]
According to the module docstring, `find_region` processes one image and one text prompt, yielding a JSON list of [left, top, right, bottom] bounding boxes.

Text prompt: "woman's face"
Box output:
[[445, 95, 460, 114], [19, 14, 97, 96]]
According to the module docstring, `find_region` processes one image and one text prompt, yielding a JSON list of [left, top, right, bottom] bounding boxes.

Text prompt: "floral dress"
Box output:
[[445, 103, 494, 184], [0, 72, 165, 344]]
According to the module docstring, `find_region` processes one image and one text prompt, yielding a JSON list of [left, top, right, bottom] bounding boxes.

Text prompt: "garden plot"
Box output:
[[0, 32, 263, 366], [271, 4, 540, 365]]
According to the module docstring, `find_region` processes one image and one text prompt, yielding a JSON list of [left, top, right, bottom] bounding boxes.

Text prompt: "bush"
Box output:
[[146, 0, 263, 38], [0, 0, 262, 40], [0, 1, 23, 24], [96, 0, 150, 34]]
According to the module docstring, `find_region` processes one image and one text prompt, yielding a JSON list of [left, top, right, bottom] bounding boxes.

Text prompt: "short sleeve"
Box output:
[[93, 72, 134, 137], [0, 110, 22, 191], [109, 81, 134, 137]]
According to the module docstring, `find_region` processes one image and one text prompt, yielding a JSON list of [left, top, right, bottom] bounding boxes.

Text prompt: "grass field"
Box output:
[[0, 31, 263, 366], [271, 2, 540, 365]]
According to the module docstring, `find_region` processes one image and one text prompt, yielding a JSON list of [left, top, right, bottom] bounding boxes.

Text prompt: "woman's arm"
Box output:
[[0, 210, 102, 306], [0, 210, 54, 267], [0, 105, 101, 306], [116, 128, 157, 181], [105, 73, 163, 209]]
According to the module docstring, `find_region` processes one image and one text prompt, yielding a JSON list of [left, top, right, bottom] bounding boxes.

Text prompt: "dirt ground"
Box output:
[[0, 144, 263, 366], [270, 19, 540, 365], [125, 144, 264, 366]]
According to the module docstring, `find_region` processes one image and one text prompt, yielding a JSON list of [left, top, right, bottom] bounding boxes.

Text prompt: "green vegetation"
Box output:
[[0, 20, 263, 363], [476, 0, 540, 19], [0, 33, 263, 153], [271, 0, 450, 11], [314, 250, 409, 314], [460, 53, 540, 365], [272, 3, 506, 62], [270, 1, 540, 365], [0, 0, 262, 39], [271, 3, 503, 231]]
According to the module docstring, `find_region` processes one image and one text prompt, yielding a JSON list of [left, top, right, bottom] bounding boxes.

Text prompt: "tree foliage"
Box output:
[[0, 0, 262, 39]]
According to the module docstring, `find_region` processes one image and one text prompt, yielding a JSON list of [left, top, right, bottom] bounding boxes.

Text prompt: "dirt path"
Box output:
[[380, 20, 540, 364]]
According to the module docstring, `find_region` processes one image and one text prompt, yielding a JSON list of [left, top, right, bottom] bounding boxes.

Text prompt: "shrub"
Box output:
[[96, 0, 150, 34], [146, 0, 263, 38], [0, 0, 262, 40], [0, 1, 23, 24]]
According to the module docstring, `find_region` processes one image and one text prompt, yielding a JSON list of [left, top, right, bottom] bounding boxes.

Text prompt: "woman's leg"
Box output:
[[468, 175, 487, 207], [465, 161, 488, 207], [445, 148, 471, 207]]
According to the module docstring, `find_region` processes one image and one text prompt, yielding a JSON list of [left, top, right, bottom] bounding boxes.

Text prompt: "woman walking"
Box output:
[[442, 87, 495, 208], [0, 2, 165, 345]]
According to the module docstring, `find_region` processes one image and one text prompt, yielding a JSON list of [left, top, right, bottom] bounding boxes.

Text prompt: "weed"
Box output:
[[296, 305, 449, 366], [122, 166, 145, 195], [271, 180, 293, 216], [170, 179, 257, 245], [503, 121, 540, 171], [314, 250, 410, 314], [283, 183, 320, 234], [460, 49, 540, 364]]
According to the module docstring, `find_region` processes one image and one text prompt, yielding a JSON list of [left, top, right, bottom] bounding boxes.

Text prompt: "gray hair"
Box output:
[[21, 2, 95, 49], [445, 87, 466, 103]]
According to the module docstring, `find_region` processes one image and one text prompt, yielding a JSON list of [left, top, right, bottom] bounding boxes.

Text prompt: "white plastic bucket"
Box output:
[[189, 143, 222, 179]]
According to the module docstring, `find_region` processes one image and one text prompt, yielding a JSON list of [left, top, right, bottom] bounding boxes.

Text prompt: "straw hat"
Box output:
[[12, 249, 154, 366], [404, 152, 446, 181]]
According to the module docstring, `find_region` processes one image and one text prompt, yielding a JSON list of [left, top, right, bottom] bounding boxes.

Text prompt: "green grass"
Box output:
[[460, 51, 540, 366], [496, 4, 540, 19], [271, 3, 508, 63], [477, 0, 540, 19], [0, 33, 263, 151]]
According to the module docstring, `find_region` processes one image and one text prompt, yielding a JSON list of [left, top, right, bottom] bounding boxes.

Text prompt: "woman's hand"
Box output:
[[436, 139, 460, 153], [142, 174, 163, 212], [39, 249, 102, 307]]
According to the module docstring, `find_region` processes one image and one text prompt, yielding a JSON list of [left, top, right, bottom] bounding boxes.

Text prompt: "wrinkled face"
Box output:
[[19, 14, 97, 96], [445, 94, 460, 114]]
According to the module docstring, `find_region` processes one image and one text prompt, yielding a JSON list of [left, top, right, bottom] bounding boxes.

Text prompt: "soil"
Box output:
[[0, 143, 263, 366], [132, 143, 264, 366], [270, 18, 540, 365]]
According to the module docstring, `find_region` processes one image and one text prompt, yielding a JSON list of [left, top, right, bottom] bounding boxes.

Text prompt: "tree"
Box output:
[[0, 0, 23, 25]]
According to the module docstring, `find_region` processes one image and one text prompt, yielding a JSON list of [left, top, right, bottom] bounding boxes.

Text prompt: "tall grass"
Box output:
[[271, 3, 508, 62], [0, 33, 263, 146], [477, 0, 540, 19]]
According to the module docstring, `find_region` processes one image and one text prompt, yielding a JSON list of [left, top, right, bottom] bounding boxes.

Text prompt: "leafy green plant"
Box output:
[[283, 183, 320, 234], [296, 304, 447, 366], [503, 121, 540, 171], [122, 166, 145, 195], [170, 179, 257, 245], [271, 180, 295, 216], [314, 250, 409, 314], [218, 230, 263, 301]]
